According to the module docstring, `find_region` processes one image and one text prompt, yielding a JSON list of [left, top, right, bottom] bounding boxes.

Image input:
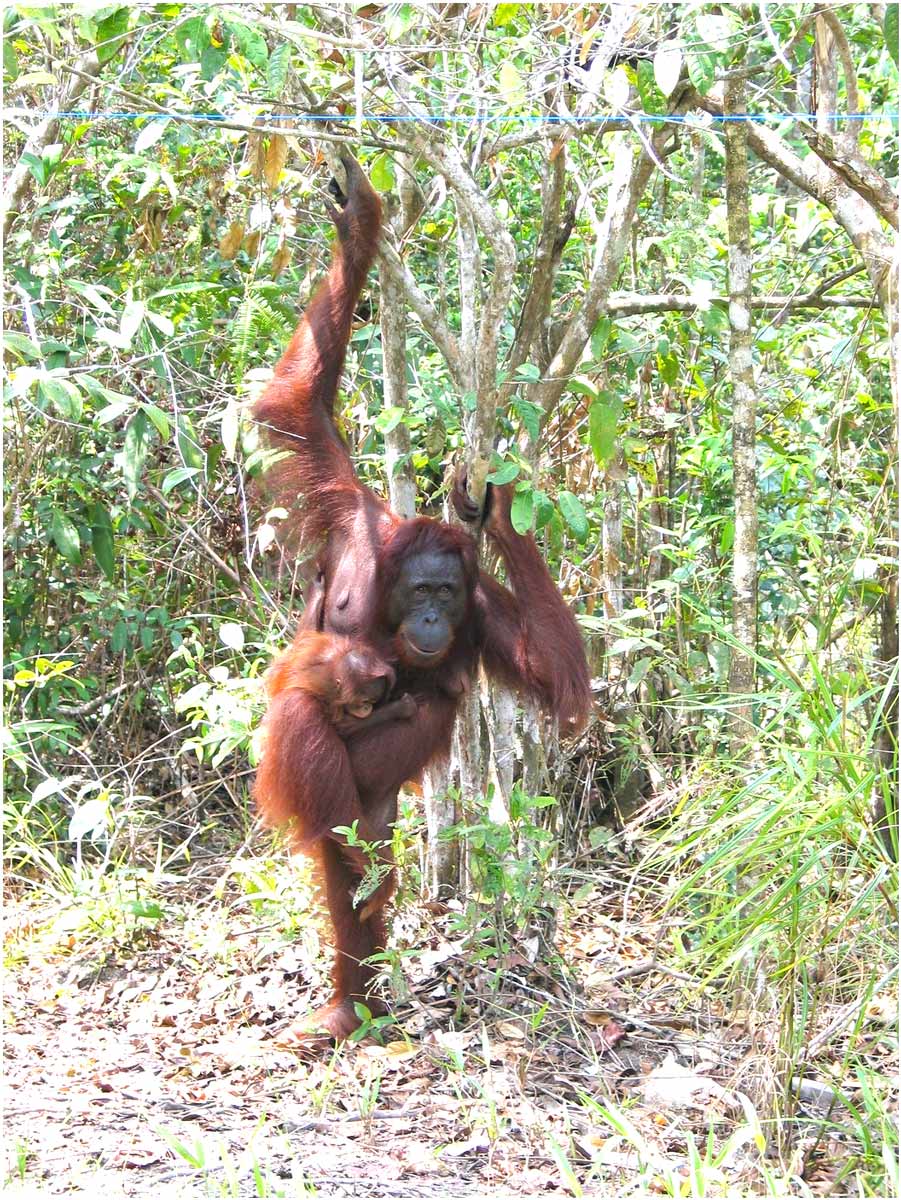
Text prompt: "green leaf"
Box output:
[[267, 43, 291, 94], [227, 20, 269, 68], [124, 899, 163, 919], [162, 467, 200, 495], [3, 332, 41, 360], [40, 377, 83, 420], [533, 490, 554, 530], [659, 352, 679, 386], [636, 59, 664, 115], [4, 37, 18, 81], [385, 4, 416, 40], [96, 8, 129, 64], [510, 488, 534, 534], [89, 502, 116, 581], [117, 411, 153, 500], [135, 118, 169, 154], [68, 279, 116, 315], [514, 362, 541, 382], [486, 461, 520, 485], [120, 300, 145, 342], [370, 152, 396, 192], [141, 402, 170, 441], [558, 490, 589, 543], [499, 61, 526, 109], [491, 3, 520, 25], [512, 397, 543, 443], [685, 34, 717, 95], [146, 310, 174, 336], [886, 7, 899, 67], [375, 405, 405, 434], [94, 326, 131, 350], [50, 510, 81, 563], [175, 15, 207, 61], [200, 42, 227, 81], [96, 397, 134, 424], [111, 621, 128, 653], [21, 151, 47, 187], [590, 318, 611, 359], [588, 393, 623, 468], [177, 417, 204, 470], [568, 375, 598, 400]]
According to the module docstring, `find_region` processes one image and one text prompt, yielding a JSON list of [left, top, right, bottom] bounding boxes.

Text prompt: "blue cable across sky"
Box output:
[[5, 108, 899, 125]]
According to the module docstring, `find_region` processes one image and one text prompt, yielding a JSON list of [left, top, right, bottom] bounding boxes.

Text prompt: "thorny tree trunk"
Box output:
[[724, 72, 758, 746]]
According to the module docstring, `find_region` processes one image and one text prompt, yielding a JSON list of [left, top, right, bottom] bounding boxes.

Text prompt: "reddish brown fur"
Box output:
[[253, 155, 591, 1043], [265, 630, 394, 723]]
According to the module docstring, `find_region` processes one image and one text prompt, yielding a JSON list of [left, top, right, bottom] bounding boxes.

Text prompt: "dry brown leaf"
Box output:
[[642, 1052, 738, 1111], [271, 242, 292, 277], [247, 131, 266, 180], [219, 221, 244, 259], [264, 134, 288, 190], [497, 1021, 527, 1040], [242, 230, 261, 258]]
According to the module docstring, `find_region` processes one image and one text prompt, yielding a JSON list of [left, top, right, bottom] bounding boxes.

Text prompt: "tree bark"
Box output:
[[378, 233, 416, 518], [724, 72, 758, 746]]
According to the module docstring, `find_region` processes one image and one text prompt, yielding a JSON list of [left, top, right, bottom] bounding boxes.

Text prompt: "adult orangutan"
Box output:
[[253, 155, 591, 1042]]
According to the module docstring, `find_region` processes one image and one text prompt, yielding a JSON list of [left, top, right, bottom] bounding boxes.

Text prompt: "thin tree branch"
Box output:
[[819, 6, 861, 124], [602, 291, 873, 316], [376, 239, 463, 385], [525, 92, 693, 422], [804, 131, 898, 229], [4, 51, 103, 241], [145, 484, 254, 602], [500, 143, 572, 400], [700, 89, 893, 310]]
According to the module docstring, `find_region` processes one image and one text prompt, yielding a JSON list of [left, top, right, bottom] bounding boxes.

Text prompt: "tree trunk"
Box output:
[[378, 261, 417, 519], [724, 72, 759, 746]]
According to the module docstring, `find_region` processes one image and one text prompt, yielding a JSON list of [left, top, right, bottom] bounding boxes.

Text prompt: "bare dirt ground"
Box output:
[[4, 838, 894, 1198]]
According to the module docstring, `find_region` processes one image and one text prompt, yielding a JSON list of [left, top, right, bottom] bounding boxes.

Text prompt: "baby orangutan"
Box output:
[[255, 631, 415, 928], [264, 630, 413, 735]]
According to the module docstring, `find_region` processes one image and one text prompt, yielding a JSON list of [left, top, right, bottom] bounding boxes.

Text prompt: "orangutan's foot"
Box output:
[[276, 999, 368, 1049]]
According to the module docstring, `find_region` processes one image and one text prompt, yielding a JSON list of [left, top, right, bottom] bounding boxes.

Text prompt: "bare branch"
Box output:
[[145, 485, 254, 603], [376, 238, 463, 385], [500, 144, 572, 401], [820, 6, 861, 124], [4, 52, 103, 241], [700, 90, 893, 310], [525, 94, 692, 421], [603, 290, 873, 316], [804, 131, 898, 229]]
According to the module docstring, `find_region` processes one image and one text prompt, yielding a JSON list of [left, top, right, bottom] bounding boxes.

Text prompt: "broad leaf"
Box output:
[[654, 40, 683, 98], [588, 393, 623, 468], [117, 411, 153, 500], [487, 461, 521, 485], [89, 503, 116, 581], [511, 487, 534, 534], [50, 510, 81, 563], [558, 490, 590, 543]]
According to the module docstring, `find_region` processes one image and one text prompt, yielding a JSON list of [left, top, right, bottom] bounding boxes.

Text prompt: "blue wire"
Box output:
[[7, 108, 900, 124]]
